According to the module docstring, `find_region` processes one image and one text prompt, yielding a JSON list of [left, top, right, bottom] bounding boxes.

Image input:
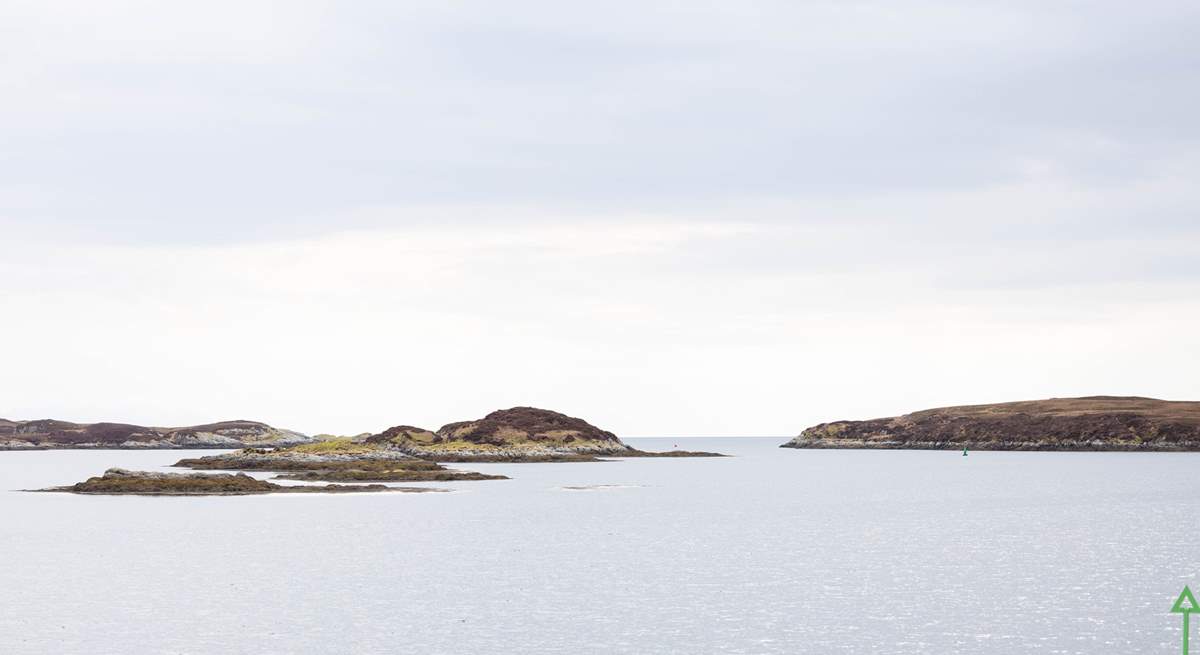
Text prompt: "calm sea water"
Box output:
[[1, 438, 1197, 654]]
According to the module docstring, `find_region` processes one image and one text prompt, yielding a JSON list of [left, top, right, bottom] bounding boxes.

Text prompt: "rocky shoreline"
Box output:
[[781, 438, 1200, 451], [783, 396, 1200, 451]]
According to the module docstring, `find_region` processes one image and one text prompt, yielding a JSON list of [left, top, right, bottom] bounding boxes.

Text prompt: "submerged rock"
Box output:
[[0, 418, 313, 450], [36, 468, 438, 495], [783, 396, 1200, 451]]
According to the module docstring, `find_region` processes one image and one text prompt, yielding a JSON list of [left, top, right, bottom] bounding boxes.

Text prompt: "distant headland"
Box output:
[[782, 396, 1200, 451], [0, 419, 309, 450]]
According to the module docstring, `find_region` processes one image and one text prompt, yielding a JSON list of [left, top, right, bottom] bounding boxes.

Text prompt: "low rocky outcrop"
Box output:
[[368, 407, 725, 461], [34, 468, 439, 495], [783, 396, 1200, 451], [174, 439, 507, 482], [0, 418, 313, 450]]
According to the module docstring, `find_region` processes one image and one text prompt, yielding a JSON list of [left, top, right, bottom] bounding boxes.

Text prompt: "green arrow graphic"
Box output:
[[1173, 586, 1198, 655]]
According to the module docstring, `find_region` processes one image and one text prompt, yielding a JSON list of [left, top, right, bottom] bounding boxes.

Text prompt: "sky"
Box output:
[[2, 1, 1199, 437]]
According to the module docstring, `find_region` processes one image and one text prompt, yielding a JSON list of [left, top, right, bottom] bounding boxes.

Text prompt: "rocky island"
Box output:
[[783, 396, 1200, 451], [0, 418, 313, 450], [367, 407, 724, 461], [174, 439, 507, 482], [6, 407, 722, 495], [35, 468, 440, 495]]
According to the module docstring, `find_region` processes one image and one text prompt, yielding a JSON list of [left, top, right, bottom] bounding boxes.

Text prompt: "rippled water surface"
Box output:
[[2, 438, 1197, 654]]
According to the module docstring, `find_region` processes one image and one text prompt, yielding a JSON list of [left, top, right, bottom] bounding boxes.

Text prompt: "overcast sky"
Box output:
[[2, 1, 1198, 436]]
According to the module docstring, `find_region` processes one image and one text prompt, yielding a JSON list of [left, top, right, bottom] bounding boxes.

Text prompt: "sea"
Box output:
[[1, 437, 1196, 654]]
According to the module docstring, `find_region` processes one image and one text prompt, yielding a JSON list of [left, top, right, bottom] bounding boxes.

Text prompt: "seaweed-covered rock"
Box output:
[[36, 468, 434, 495]]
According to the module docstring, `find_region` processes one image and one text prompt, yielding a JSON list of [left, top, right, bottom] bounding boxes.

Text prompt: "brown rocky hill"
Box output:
[[367, 407, 634, 460], [0, 418, 312, 449], [783, 396, 1200, 451], [437, 406, 625, 446]]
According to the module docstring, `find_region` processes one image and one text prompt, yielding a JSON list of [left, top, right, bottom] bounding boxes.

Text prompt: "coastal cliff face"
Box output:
[[367, 407, 636, 460], [0, 419, 313, 450], [783, 396, 1200, 451]]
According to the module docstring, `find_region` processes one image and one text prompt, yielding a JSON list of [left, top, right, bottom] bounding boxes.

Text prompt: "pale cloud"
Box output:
[[3, 204, 1198, 435], [4, 1, 1198, 240]]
